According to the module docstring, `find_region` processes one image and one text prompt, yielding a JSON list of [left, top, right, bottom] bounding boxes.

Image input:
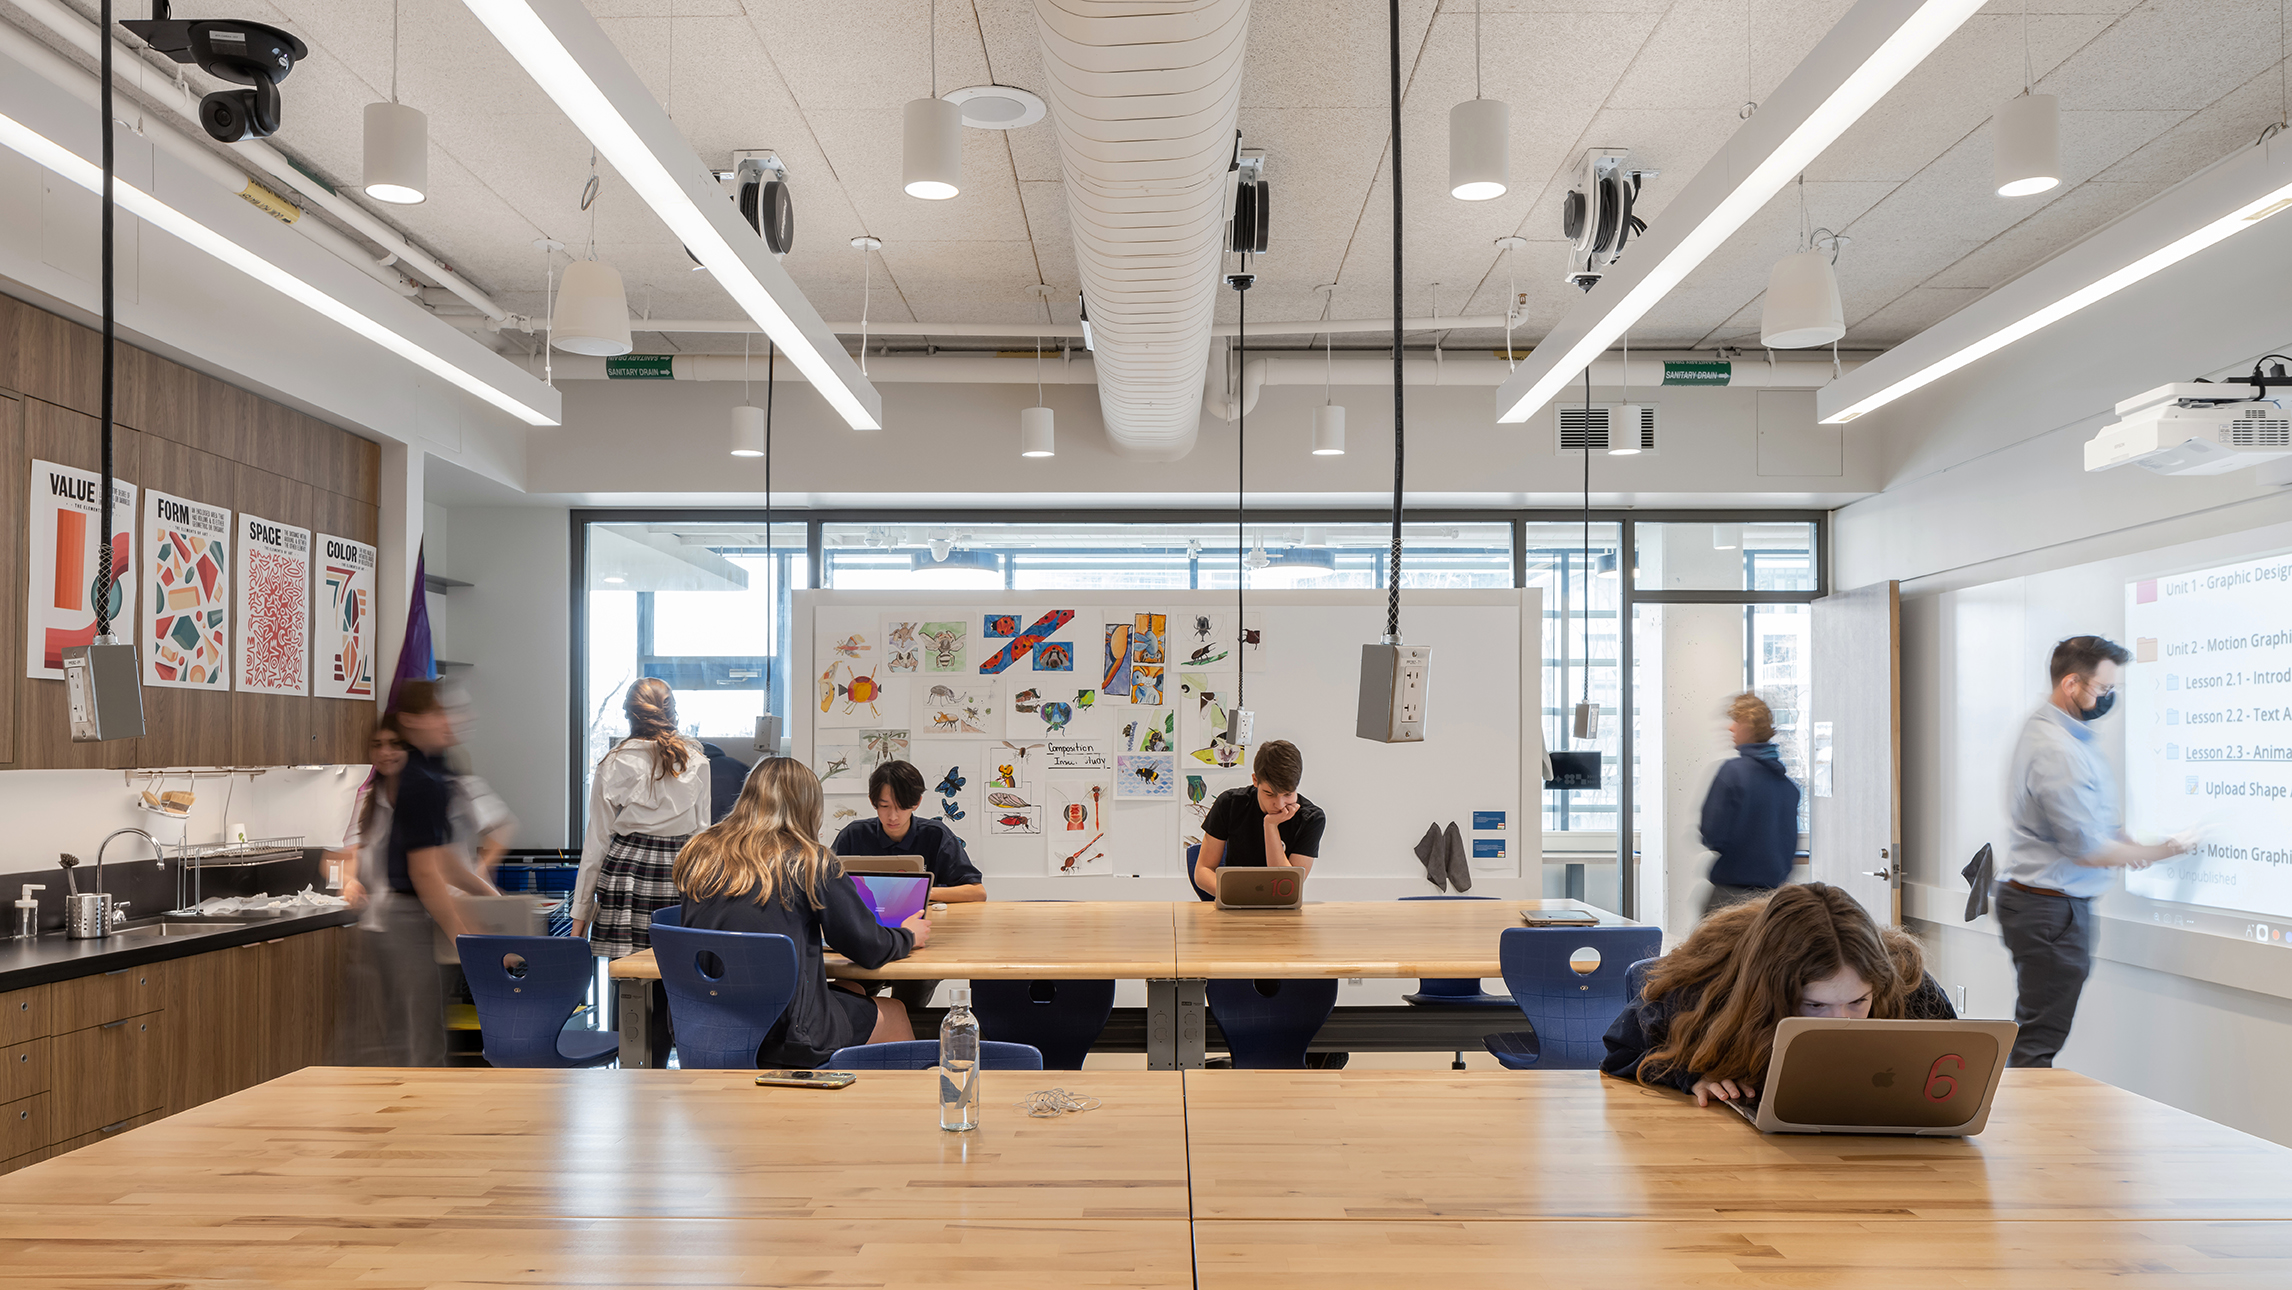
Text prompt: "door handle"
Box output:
[[1863, 870, 1892, 878], [100, 1018, 131, 1029]]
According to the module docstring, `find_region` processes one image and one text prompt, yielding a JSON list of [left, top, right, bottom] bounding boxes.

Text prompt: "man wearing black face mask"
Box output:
[[1999, 635, 2194, 1067]]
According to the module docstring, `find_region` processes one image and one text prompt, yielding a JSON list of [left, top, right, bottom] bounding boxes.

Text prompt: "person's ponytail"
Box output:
[[620, 678, 692, 780]]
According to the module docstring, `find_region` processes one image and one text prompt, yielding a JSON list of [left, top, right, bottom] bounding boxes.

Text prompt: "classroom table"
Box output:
[[610, 897, 1629, 1069]]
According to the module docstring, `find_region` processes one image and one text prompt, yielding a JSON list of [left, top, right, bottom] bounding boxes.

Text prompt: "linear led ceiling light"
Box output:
[[0, 107, 556, 425], [1493, 0, 1985, 424], [1819, 134, 2292, 424], [460, 0, 883, 429]]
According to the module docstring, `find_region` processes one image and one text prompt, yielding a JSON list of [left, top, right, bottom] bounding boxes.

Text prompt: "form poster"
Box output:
[[25, 460, 136, 679], [142, 488, 232, 690], [313, 534, 376, 700], [234, 513, 310, 696]]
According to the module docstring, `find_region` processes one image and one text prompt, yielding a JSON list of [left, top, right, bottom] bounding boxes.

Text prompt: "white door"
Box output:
[[1811, 580, 1901, 923]]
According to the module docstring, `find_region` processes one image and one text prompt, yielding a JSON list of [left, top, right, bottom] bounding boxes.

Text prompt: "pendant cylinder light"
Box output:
[[1994, 92, 2060, 196], [362, 101, 428, 204], [1448, 97, 1509, 201], [903, 97, 962, 199], [1610, 405, 1645, 455], [1019, 405, 1055, 457], [1759, 250, 1845, 348], [1312, 403, 1346, 455], [730, 403, 766, 456], [551, 259, 633, 355]]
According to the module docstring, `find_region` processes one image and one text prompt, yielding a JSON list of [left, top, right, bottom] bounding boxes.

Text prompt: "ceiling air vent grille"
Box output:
[[1556, 404, 1659, 454]]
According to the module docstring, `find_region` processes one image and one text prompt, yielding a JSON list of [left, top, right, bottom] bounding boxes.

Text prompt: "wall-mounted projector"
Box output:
[[2085, 383, 2292, 476]]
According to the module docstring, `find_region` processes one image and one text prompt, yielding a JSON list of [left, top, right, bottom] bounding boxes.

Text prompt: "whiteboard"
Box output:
[[795, 590, 1542, 902]]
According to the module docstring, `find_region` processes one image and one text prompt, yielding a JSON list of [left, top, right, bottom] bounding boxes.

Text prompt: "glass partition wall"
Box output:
[[572, 510, 1827, 920]]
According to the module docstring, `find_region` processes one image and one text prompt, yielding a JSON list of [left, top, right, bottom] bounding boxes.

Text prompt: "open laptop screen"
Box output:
[[848, 874, 931, 929]]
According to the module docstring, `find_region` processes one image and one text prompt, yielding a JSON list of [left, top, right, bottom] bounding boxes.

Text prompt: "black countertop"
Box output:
[[0, 907, 360, 992]]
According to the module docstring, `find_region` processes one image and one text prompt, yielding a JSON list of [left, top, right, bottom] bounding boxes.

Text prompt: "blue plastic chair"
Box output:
[[971, 979, 1117, 1070], [650, 924, 801, 1069], [1483, 925, 1664, 1070], [1187, 843, 1216, 901], [1397, 897, 1513, 1006], [1207, 978, 1340, 1069], [647, 904, 682, 929], [827, 1040, 1045, 1070], [457, 935, 620, 1068]]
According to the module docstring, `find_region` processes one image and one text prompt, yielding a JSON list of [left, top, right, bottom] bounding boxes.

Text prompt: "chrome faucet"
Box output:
[[96, 828, 163, 930]]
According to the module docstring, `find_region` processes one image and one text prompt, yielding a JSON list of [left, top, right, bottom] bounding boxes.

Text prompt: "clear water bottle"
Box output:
[[939, 986, 981, 1132]]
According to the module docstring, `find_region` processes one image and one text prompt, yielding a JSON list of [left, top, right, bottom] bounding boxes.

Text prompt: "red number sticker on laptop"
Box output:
[[1924, 1054, 1964, 1101]]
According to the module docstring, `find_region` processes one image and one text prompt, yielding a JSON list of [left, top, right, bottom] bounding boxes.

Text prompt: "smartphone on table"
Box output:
[[755, 1070, 857, 1089]]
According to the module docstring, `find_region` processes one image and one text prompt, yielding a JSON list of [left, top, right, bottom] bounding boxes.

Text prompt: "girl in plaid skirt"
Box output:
[[574, 679, 713, 957]]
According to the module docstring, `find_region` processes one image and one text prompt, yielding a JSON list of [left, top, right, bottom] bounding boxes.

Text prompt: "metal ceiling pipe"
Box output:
[[545, 352, 1852, 388], [1031, 0, 1251, 460], [11, 0, 508, 320]]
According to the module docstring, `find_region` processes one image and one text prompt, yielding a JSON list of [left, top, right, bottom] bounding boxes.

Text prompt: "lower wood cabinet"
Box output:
[[51, 1012, 165, 1140], [0, 1092, 51, 1159]]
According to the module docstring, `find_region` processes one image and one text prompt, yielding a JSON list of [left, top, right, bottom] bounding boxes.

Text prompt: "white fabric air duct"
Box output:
[[1032, 0, 1251, 461]]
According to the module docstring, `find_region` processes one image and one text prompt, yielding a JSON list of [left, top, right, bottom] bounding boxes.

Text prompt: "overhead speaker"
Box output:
[[742, 176, 795, 254], [1228, 179, 1270, 254]]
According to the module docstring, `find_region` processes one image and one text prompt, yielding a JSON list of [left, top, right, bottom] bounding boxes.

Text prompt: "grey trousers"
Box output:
[[1995, 883, 2094, 1068], [347, 894, 448, 1068]]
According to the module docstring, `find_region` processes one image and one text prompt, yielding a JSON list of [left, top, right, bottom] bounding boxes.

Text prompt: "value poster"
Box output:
[[142, 488, 232, 690], [234, 512, 310, 696], [25, 460, 136, 680], [313, 533, 377, 700]]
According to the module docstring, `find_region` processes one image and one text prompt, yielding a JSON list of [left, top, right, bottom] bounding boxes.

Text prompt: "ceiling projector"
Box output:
[[2085, 383, 2292, 476]]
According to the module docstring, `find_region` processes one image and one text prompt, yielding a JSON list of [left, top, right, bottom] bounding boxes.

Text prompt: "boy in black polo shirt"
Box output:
[[1192, 739, 1325, 899], [832, 760, 983, 1010]]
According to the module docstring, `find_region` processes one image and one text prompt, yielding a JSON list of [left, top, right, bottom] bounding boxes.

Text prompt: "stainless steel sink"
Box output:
[[108, 921, 252, 941]]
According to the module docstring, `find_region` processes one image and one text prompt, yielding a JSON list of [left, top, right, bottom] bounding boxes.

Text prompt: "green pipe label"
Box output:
[[1662, 361, 1731, 386], [605, 354, 676, 379]]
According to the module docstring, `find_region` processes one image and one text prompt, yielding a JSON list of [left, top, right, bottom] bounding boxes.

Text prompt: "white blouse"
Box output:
[[573, 738, 712, 921]]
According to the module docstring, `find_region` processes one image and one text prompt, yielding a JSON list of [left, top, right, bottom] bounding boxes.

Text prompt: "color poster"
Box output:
[[234, 512, 310, 696], [313, 534, 376, 700], [26, 460, 136, 680], [142, 488, 230, 690]]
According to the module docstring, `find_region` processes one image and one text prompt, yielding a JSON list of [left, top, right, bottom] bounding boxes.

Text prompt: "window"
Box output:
[[1528, 523, 1623, 837]]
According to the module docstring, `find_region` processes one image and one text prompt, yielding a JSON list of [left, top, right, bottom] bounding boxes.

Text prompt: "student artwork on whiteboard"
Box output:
[[815, 741, 864, 793], [1009, 680, 1108, 738], [1047, 740, 1112, 771], [918, 682, 998, 736], [1048, 778, 1113, 875], [1129, 612, 1168, 704], [142, 488, 230, 690], [882, 619, 922, 674], [1116, 752, 1176, 798], [235, 512, 310, 696], [859, 729, 910, 769], [989, 806, 1043, 836], [1184, 770, 1248, 842], [1180, 672, 1249, 768], [1178, 610, 1235, 669], [1120, 709, 1176, 752], [823, 800, 865, 841], [919, 620, 967, 672], [978, 610, 1077, 675], [818, 661, 898, 730], [930, 760, 973, 829], [981, 741, 1045, 796], [27, 460, 136, 680], [828, 629, 874, 662], [1102, 621, 1133, 704]]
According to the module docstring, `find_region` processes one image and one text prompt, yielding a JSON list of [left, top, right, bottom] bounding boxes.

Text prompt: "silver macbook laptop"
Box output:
[[1725, 1017, 2019, 1136]]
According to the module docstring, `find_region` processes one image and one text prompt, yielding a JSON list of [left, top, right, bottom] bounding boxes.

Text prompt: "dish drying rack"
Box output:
[[166, 837, 307, 912]]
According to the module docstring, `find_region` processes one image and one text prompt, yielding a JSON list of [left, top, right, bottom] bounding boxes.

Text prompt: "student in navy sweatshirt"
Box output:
[[1700, 692, 1804, 916]]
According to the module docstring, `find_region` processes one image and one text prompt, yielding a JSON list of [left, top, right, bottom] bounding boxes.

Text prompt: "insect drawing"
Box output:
[[861, 729, 909, 765], [1039, 702, 1073, 733], [1241, 627, 1263, 651], [1115, 752, 1175, 798], [1032, 640, 1074, 671], [998, 814, 1030, 828], [936, 765, 967, 796], [820, 753, 854, 784], [884, 621, 920, 673], [989, 807, 1041, 836], [984, 613, 1022, 638], [1131, 763, 1160, 787], [1013, 687, 1042, 712], [986, 791, 1032, 809], [922, 683, 994, 735], [832, 633, 868, 659], [823, 662, 881, 718], [987, 762, 1020, 790], [1059, 831, 1105, 872], [920, 623, 966, 671], [939, 796, 967, 821], [829, 805, 859, 825]]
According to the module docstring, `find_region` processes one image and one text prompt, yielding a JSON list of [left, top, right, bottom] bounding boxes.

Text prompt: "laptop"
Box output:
[[1725, 1017, 2019, 1136], [847, 874, 931, 929], [1215, 866, 1304, 911], [840, 855, 929, 876]]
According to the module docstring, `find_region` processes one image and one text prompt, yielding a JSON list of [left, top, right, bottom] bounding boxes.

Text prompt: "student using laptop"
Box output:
[[1601, 883, 1955, 1107], [1192, 739, 1326, 900], [833, 760, 985, 904], [677, 757, 932, 1069]]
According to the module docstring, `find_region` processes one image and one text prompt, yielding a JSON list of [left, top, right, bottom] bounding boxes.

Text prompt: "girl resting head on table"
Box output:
[[674, 757, 933, 1068], [1600, 882, 1956, 1106]]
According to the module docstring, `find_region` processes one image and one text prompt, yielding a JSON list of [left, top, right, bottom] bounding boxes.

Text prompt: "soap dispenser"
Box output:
[[14, 885, 43, 940]]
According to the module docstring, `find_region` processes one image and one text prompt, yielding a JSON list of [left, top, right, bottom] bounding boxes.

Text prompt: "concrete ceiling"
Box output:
[[13, 0, 2286, 358]]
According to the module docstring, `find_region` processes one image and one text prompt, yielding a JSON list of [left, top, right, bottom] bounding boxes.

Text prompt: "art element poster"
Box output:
[[234, 512, 309, 696], [26, 460, 136, 679], [977, 609, 1076, 675], [882, 619, 922, 673], [1115, 751, 1175, 799], [1008, 680, 1108, 738], [919, 620, 967, 672], [313, 534, 376, 700], [917, 681, 997, 736], [141, 488, 229, 690]]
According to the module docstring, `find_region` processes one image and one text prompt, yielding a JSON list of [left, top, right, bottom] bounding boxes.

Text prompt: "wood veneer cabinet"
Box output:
[[0, 924, 343, 1174]]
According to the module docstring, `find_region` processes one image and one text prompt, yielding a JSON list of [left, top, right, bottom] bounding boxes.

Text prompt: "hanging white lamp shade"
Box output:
[[1994, 92, 2060, 197], [1448, 98, 1510, 201], [1019, 405, 1055, 457], [1312, 403, 1346, 455], [1759, 250, 1845, 349], [903, 97, 963, 200], [1609, 404, 1646, 455], [362, 101, 428, 204], [551, 259, 633, 356], [730, 403, 766, 457]]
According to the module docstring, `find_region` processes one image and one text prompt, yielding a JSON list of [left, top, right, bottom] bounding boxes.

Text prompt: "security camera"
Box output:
[[122, 1, 308, 142]]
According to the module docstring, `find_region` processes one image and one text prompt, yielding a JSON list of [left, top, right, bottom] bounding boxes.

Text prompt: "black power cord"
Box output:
[[1227, 265, 1254, 711], [1386, 0, 1404, 641], [96, 0, 117, 640]]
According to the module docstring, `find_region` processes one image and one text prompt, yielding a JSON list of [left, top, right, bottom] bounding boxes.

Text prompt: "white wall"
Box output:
[[0, 768, 363, 885], [1834, 191, 2292, 1145]]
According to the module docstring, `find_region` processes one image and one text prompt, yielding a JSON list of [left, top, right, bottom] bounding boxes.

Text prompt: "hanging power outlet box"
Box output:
[[1356, 643, 1430, 743], [62, 639, 144, 742]]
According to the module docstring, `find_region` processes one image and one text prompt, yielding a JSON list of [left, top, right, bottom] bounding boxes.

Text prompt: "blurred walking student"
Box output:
[[1602, 883, 1956, 1107], [1700, 692, 1803, 916], [573, 678, 712, 956], [374, 682, 501, 1065], [327, 717, 408, 1064]]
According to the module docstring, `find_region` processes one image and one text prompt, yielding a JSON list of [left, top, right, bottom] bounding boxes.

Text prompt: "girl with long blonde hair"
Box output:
[[1601, 884, 1956, 1106], [574, 678, 712, 956], [675, 757, 930, 1068]]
